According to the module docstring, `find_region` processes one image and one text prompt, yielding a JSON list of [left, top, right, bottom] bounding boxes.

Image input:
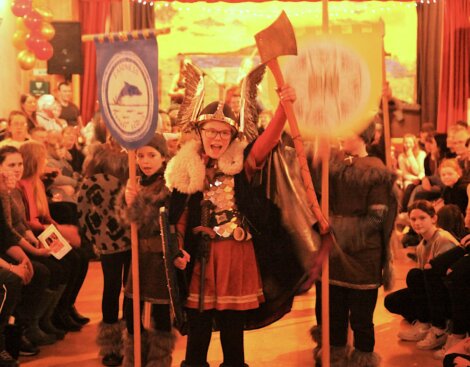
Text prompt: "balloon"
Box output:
[[12, 30, 28, 50], [11, 0, 33, 17], [40, 22, 55, 41], [34, 40, 53, 60], [35, 7, 53, 22], [24, 10, 42, 31], [16, 17, 28, 32], [17, 49, 36, 70], [25, 30, 42, 51]]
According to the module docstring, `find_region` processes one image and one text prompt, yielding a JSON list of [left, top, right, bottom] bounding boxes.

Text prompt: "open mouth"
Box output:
[[210, 144, 223, 154]]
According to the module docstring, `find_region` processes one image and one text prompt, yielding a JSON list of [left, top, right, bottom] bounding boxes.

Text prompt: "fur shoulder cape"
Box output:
[[165, 138, 248, 194]]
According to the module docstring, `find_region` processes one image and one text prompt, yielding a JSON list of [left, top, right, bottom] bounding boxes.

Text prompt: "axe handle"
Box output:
[[266, 59, 330, 234]]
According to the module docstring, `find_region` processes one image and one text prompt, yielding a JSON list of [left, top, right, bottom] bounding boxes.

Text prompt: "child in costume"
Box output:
[[311, 122, 397, 367], [79, 141, 130, 367], [121, 134, 185, 367], [165, 63, 303, 367]]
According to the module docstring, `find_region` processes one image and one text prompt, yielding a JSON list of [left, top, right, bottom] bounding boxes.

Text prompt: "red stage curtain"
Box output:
[[79, 0, 111, 125], [437, 0, 470, 132]]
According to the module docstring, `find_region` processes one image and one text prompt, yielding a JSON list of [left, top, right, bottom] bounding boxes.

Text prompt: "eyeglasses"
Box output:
[[200, 128, 232, 140]]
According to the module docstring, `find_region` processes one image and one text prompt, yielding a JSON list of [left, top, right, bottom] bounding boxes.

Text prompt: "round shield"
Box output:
[[284, 35, 382, 139]]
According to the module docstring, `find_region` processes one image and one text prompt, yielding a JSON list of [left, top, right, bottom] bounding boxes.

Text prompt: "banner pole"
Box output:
[[120, 1, 142, 366], [321, 2, 330, 367]]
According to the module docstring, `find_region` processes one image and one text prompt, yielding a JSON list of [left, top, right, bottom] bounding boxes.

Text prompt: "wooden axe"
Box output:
[[255, 11, 330, 236]]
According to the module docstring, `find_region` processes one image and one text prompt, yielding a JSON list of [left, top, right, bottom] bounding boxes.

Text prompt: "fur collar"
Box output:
[[165, 138, 248, 194]]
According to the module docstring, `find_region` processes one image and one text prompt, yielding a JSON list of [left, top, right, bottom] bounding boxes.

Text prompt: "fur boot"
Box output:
[[145, 329, 176, 367], [122, 330, 148, 367], [180, 362, 209, 367], [314, 346, 351, 367], [310, 325, 322, 346], [97, 322, 123, 357], [347, 349, 381, 367]]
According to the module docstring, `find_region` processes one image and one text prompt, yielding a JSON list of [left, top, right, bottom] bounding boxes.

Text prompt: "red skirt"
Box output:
[[186, 238, 264, 311]]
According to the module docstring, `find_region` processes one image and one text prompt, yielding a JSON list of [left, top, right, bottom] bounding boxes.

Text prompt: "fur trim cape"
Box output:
[[165, 138, 248, 194]]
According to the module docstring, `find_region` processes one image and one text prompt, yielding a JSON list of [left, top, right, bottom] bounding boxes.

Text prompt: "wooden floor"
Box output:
[[21, 247, 442, 367]]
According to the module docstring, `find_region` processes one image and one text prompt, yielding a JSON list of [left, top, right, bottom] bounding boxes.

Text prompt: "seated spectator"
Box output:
[[427, 205, 469, 359], [62, 126, 85, 174], [20, 94, 38, 132], [384, 200, 457, 347], [0, 111, 30, 149], [18, 141, 90, 332], [438, 159, 470, 227], [397, 134, 426, 190], [36, 95, 67, 132], [44, 132, 79, 204], [0, 264, 23, 366], [30, 126, 48, 145]]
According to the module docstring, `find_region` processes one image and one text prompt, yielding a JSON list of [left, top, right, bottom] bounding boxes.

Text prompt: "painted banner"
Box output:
[[95, 35, 158, 150]]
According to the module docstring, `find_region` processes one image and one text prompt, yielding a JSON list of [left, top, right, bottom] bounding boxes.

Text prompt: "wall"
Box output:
[[0, 0, 23, 118], [0, 0, 77, 119]]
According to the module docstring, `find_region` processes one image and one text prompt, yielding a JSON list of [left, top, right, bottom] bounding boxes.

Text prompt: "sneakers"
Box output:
[[416, 327, 447, 350], [433, 334, 465, 359], [0, 350, 18, 367], [398, 320, 431, 341]]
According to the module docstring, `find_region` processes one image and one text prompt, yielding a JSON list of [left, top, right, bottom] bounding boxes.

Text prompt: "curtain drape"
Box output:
[[79, 0, 111, 125], [131, 2, 155, 30], [436, 0, 470, 133], [416, 1, 443, 129]]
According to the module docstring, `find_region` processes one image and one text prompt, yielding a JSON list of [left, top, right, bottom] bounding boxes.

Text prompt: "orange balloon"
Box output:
[[17, 50, 36, 70], [16, 17, 27, 32], [35, 7, 53, 22], [12, 30, 28, 50], [40, 22, 55, 41]]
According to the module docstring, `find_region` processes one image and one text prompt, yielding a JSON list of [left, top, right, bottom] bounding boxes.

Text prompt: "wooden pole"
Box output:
[[380, 21, 392, 171], [121, 1, 142, 366], [321, 1, 330, 367]]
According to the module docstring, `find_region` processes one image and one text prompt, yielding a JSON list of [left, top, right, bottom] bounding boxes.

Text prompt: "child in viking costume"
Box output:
[[120, 134, 184, 367], [165, 63, 310, 367], [311, 122, 397, 367]]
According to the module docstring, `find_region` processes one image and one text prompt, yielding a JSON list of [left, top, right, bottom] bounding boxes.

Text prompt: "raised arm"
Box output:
[[248, 85, 296, 169]]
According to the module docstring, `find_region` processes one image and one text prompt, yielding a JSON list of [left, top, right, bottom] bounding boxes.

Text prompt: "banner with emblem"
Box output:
[[95, 34, 158, 150]]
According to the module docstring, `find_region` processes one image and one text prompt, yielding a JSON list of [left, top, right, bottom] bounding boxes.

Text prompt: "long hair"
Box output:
[[19, 141, 49, 217], [437, 204, 466, 240], [403, 133, 422, 158]]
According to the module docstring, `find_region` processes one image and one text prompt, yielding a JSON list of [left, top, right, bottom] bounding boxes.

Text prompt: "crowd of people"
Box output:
[[0, 74, 469, 367]]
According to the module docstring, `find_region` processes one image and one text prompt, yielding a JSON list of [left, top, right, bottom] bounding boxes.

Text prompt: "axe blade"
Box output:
[[255, 11, 298, 64]]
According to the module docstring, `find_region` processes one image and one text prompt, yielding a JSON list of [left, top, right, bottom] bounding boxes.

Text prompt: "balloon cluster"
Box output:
[[11, 0, 55, 70]]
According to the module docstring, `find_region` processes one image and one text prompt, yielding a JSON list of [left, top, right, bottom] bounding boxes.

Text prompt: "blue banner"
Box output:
[[95, 35, 158, 150]]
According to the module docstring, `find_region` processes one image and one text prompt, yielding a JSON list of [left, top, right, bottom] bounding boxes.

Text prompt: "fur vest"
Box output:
[[328, 153, 397, 290], [118, 174, 169, 238]]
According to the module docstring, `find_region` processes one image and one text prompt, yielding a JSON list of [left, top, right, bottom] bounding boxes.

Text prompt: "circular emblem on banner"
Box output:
[[101, 51, 154, 147], [284, 37, 378, 139]]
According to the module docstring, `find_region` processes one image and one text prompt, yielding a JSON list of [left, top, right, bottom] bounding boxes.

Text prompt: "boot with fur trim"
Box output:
[[310, 325, 322, 346], [180, 362, 209, 367], [97, 322, 123, 365], [347, 349, 381, 367], [145, 329, 176, 367], [314, 346, 351, 367], [122, 330, 149, 367]]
